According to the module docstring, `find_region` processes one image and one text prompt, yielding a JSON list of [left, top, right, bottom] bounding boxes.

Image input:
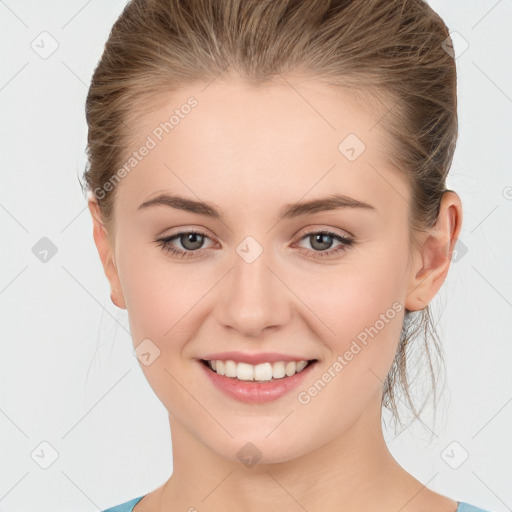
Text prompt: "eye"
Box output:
[[155, 230, 215, 259], [293, 229, 354, 259], [155, 228, 355, 260]]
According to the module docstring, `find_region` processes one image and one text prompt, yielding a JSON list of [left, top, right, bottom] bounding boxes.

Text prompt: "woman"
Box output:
[[82, 0, 491, 510]]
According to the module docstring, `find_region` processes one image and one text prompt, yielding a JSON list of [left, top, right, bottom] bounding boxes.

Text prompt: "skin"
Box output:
[[88, 76, 463, 512]]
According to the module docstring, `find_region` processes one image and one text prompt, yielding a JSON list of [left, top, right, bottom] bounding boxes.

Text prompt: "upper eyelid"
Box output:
[[161, 227, 353, 249], [294, 225, 353, 240], [162, 224, 353, 240]]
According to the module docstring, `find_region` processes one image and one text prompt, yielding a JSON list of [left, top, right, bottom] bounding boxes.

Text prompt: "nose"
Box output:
[[215, 247, 291, 338]]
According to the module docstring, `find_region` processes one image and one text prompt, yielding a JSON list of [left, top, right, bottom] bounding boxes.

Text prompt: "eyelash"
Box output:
[[155, 229, 355, 260]]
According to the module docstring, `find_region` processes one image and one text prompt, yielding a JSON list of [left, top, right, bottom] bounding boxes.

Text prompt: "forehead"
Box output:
[[114, 77, 409, 220]]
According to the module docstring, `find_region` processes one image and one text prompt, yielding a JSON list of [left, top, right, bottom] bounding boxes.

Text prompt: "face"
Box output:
[[91, 77, 434, 465]]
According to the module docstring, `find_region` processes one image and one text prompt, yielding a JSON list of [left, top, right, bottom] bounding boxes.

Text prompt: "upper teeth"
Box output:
[[207, 360, 310, 381]]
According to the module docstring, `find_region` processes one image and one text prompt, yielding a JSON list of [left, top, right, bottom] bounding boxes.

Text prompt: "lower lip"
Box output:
[[198, 360, 317, 404]]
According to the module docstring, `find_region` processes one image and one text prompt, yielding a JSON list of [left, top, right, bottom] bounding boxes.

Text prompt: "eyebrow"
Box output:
[[137, 193, 376, 220]]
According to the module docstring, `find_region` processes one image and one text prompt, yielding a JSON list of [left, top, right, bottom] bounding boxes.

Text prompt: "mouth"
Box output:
[[198, 356, 319, 403], [199, 358, 318, 382]]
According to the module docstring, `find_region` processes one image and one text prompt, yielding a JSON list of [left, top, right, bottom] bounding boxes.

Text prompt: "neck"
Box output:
[[155, 402, 446, 512]]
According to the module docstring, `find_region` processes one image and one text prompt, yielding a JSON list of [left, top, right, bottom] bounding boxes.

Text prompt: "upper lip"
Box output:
[[199, 351, 318, 365]]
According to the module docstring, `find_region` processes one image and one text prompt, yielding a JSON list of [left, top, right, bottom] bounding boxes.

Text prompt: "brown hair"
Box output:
[[81, 0, 458, 429]]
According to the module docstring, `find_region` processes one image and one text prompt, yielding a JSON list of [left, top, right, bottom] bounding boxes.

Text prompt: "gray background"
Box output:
[[0, 0, 511, 510]]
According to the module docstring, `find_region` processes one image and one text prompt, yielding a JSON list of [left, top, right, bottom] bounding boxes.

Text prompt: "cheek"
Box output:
[[116, 231, 209, 344], [117, 247, 208, 413], [294, 250, 407, 387], [303, 253, 404, 334], [292, 271, 405, 426]]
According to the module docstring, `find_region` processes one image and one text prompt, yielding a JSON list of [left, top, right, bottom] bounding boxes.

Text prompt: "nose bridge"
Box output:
[[216, 236, 290, 336]]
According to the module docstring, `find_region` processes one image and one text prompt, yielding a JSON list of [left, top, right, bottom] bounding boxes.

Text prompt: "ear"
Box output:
[[405, 190, 463, 311], [87, 198, 126, 310]]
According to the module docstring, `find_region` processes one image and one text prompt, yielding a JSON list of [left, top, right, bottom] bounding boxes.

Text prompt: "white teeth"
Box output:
[[237, 362, 254, 381], [216, 360, 225, 375], [225, 360, 237, 378], [253, 362, 273, 381], [272, 361, 286, 379], [206, 359, 312, 381], [285, 361, 296, 376], [296, 360, 308, 372]]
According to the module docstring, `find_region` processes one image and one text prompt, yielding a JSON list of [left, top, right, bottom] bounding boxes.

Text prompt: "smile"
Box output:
[[198, 358, 319, 404], [201, 359, 316, 382]]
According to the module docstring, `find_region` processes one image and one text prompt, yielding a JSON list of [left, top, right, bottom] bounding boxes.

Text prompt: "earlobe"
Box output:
[[405, 191, 463, 312], [87, 198, 127, 310], [110, 288, 125, 309]]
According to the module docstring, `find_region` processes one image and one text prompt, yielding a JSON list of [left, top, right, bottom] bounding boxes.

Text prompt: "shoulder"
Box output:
[[457, 502, 494, 512], [101, 495, 145, 512]]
